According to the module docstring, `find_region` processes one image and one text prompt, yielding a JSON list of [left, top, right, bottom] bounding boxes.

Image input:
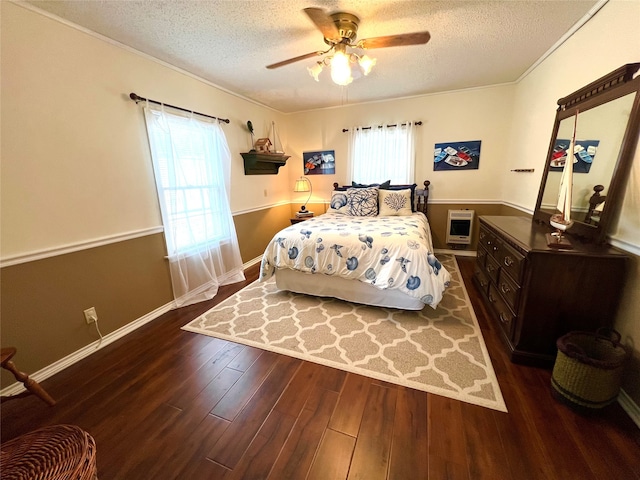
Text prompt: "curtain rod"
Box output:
[[129, 93, 230, 124], [342, 121, 422, 133]]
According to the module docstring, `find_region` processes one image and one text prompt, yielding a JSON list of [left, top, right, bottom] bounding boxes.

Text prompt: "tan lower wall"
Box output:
[[427, 203, 529, 250], [0, 234, 173, 387], [234, 204, 294, 262]]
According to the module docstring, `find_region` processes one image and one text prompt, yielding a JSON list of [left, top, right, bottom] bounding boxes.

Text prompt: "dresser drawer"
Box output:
[[476, 246, 488, 270], [488, 284, 515, 339], [473, 265, 490, 295], [497, 269, 521, 311], [485, 254, 500, 284], [495, 238, 525, 283], [478, 226, 498, 258]]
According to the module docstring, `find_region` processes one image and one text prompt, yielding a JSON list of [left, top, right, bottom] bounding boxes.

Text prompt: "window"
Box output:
[[143, 105, 244, 306], [348, 122, 416, 184], [145, 108, 234, 255]]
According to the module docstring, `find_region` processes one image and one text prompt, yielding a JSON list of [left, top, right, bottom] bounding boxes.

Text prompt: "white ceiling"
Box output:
[[24, 0, 601, 113]]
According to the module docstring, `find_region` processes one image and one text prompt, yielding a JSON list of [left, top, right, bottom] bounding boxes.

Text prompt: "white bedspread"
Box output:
[[259, 212, 451, 308]]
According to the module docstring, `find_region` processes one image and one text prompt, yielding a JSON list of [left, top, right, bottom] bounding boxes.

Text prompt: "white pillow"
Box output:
[[346, 187, 378, 216], [328, 191, 350, 214], [378, 188, 412, 216], [328, 188, 379, 216]]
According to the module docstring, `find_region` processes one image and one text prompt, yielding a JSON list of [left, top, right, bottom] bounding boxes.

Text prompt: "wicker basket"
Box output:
[[0, 424, 97, 480], [551, 328, 628, 411]]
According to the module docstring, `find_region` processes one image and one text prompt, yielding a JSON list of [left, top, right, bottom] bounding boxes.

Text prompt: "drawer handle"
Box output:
[[504, 256, 514, 267], [480, 280, 487, 287], [500, 283, 511, 294], [487, 264, 494, 272], [488, 293, 496, 303], [493, 246, 498, 252], [499, 312, 510, 324]]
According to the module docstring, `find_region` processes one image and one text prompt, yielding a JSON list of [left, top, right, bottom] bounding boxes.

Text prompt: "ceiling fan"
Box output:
[[266, 7, 431, 85]]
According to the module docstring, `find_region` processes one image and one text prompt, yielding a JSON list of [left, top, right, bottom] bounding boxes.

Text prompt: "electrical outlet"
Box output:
[[84, 307, 98, 324]]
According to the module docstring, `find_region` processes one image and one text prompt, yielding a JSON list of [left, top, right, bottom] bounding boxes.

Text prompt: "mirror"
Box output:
[[539, 93, 635, 222], [534, 64, 640, 244]]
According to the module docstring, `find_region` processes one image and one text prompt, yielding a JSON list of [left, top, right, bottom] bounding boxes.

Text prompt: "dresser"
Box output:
[[473, 216, 628, 366]]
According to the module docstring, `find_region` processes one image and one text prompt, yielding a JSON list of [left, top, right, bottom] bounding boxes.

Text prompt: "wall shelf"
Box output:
[[241, 151, 290, 175]]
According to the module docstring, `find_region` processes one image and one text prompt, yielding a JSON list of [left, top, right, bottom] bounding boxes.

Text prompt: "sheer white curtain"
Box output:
[[347, 122, 416, 184], [144, 104, 244, 307]]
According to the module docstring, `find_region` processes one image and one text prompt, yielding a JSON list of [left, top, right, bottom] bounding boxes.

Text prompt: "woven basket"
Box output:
[[0, 424, 97, 480], [551, 328, 627, 411]]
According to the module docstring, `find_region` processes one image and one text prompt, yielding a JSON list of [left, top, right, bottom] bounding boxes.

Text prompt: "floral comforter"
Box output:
[[259, 212, 451, 308]]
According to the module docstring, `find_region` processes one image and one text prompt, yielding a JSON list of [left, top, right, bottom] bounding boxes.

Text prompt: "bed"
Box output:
[[259, 180, 451, 310]]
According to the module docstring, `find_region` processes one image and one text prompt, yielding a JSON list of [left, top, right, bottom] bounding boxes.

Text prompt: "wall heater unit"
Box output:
[[446, 209, 475, 245]]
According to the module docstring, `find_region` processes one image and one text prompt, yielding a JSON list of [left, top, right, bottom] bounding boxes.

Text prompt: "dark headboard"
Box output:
[[332, 180, 430, 216]]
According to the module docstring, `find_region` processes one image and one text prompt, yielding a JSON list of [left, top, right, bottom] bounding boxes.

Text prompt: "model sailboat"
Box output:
[[241, 121, 290, 175], [547, 111, 578, 249]]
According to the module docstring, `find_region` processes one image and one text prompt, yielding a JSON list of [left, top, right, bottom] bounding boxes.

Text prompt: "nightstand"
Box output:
[[291, 214, 313, 224]]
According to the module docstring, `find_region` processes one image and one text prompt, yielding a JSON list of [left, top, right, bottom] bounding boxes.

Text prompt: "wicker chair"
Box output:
[[0, 424, 97, 479]]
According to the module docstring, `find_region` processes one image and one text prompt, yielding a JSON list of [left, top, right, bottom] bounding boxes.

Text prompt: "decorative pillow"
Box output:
[[378, 189, 413, 216], [346, 187, 379, 216], [351, 180, 391, 189], [388, 183, 417, 211], [334, 182, 418, 211], [328, 191, 350, 214]]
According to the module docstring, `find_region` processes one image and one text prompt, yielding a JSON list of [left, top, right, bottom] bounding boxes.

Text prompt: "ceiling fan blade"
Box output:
[[304, 7, 341, 42], [266, 51, 325, 69], [358, 31, 431, 49]]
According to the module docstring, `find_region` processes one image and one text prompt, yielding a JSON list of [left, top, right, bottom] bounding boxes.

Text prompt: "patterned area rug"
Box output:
[[182, 255, 506, 412]]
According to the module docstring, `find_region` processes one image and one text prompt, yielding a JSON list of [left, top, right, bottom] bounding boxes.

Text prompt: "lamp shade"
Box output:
[[308, 62, 323, 82], [359, 55, 377, 76], [294, 177, 311, 193]]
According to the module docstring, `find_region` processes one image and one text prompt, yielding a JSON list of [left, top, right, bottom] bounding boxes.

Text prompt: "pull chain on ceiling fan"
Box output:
[[266, 7, 431, 86]]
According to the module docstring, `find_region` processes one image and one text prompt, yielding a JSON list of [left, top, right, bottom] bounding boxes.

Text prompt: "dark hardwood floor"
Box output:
[[2, 257, 639, 479]]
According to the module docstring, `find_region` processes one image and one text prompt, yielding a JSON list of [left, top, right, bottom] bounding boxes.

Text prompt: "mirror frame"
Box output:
[[533, 63, 640, 244]]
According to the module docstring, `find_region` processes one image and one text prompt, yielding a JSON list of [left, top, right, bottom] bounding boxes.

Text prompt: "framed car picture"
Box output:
[[303, 150, 335, 175], [549, 139, 599, 173], [434, 141, 481, 171]]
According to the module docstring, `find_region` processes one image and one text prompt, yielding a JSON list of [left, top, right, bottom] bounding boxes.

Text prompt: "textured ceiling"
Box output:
[[24, 0, 601, 113]]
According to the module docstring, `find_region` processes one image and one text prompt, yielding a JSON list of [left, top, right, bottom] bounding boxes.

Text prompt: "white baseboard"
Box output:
[[435, 248, 477, 257], [0, 300, 176, 397], [618, 389, 640, 429], [243, 256, 262, 270]]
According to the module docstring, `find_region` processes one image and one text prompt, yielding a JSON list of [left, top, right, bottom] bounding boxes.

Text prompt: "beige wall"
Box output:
[[284, 85, 516, 207], [1, 2, 292, 260]]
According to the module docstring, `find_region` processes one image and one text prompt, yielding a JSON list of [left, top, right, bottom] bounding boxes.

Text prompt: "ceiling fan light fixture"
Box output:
[[330, 48, 353, 86], [358, 54, 376, 76], [268, 8, 431, 88], [308, 62, 323, 82]]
